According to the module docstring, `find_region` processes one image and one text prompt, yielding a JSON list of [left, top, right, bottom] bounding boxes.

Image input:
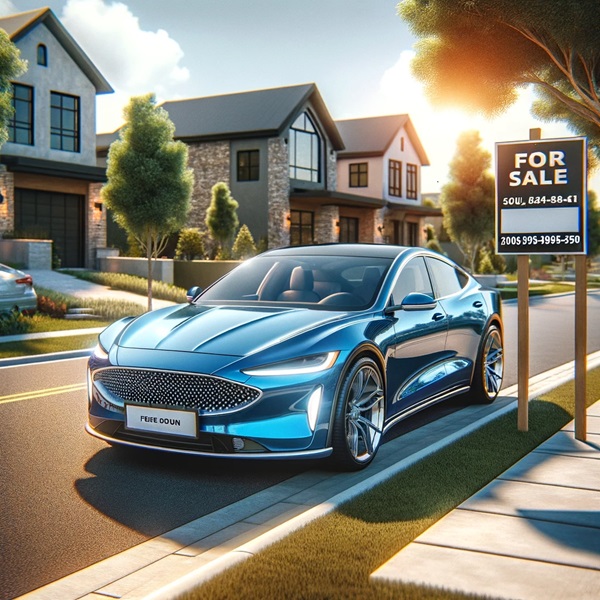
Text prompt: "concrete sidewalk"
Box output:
[[18, 352, 600, 600], [372, 404, 600, 599]]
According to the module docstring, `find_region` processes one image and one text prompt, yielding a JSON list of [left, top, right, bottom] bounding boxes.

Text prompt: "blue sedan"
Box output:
[[86, 244, 503, 470]]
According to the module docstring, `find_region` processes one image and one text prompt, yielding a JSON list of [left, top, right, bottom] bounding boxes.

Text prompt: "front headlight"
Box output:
[[92, 344, 109, 360], [243, 351, 339, 376]]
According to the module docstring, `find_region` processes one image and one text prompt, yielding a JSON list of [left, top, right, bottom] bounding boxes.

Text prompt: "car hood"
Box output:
[[115, 303, 342, 357]]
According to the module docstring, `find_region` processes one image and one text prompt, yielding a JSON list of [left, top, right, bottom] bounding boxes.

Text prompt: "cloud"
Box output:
[[60, 0, 190, 131], [0, 1, 16, 16]]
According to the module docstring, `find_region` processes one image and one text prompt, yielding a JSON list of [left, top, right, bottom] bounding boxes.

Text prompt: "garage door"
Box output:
[[14, 188, 85, 268]]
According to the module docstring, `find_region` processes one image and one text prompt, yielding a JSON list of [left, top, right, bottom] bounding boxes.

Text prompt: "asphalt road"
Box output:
[[1, 291, 599, 600]]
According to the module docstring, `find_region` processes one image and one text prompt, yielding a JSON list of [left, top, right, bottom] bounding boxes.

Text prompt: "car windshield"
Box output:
[[197, 254, 393, 310]]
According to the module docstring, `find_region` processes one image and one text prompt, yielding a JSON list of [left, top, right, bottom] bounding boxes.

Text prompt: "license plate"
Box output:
[[125, 405, 197, 438]]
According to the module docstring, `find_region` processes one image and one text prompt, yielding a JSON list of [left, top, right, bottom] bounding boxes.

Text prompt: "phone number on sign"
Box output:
[[499, 234, 581, 246], [501, 194, 579, 206]]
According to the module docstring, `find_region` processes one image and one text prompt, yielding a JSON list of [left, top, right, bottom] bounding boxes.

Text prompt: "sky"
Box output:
[[2, 0, 595, 194]]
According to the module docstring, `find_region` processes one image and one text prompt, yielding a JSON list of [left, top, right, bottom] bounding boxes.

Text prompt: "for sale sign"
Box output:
[[495, 137, 587, 254]]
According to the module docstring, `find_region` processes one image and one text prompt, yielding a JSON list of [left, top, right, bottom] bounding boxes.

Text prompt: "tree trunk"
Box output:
[[147, 230, 153, 312]]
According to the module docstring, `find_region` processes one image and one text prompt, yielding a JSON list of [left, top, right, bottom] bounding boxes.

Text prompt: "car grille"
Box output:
[[93, 367, 261, 414]]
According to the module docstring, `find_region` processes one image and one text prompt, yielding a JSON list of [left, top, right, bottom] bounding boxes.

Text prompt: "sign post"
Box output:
[[496, 135, 587, 435]]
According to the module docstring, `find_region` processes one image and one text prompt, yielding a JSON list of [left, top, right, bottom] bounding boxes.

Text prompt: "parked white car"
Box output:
[[0, 263, 37, 315]]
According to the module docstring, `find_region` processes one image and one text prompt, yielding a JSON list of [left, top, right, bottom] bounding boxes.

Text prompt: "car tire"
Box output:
[[471, 325, 504, 404], [331, 356, 385, 470]]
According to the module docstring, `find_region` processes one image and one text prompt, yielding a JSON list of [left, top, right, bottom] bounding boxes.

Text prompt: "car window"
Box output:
[[425, 257, 465, 298], [198, 254, 392, 309], [392, 257, 433, 304]]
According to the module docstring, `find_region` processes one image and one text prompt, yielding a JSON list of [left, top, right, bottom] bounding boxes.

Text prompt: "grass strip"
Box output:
[[61, 269, 187, 303], [185, 369, 600, 600], [0, 334, 100, 359]]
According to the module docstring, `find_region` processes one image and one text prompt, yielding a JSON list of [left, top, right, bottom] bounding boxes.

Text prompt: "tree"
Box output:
[[399, 0, 600, 158], [102, 94, 193, 310], [232, 224, 257, 259], [440, 131, 495, 271], [206, 182, 239, 258], [0, 30, 27, 147]]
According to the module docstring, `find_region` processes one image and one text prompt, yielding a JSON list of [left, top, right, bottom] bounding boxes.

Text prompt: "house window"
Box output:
[[289, 112, 320, 183], [407, 221, 419, 246], [37, 44, 47, 66], [51, 92, 80, 152], [290, 210, 314, 245], [389, 159, 402, 197], [400, 137, 404, 152], [339, 217, 359, 243], [349, 163, 368, 187], [237, 149, 259, 181], [9, 83, 33, 145], [407, 163, 418, 199]]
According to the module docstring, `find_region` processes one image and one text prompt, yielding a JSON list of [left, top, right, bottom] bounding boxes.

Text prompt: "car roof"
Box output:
[[263, 243, 411, 259]]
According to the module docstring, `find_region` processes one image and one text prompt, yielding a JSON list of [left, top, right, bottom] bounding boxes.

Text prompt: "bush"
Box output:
[[37, 295, 67, 318], [0, 309, 30, 335], [232, 224, 257, 259], [175, 228, 205, 260]]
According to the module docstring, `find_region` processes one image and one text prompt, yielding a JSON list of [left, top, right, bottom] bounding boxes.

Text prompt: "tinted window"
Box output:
[[392, 257, 433, 304], [198, 254, 392, 309], [425, 257, 465, 298]]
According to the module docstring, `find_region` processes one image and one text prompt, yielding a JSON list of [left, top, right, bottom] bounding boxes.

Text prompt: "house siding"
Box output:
[[5, 23, 97, 167], [230, 138, 269, 243]]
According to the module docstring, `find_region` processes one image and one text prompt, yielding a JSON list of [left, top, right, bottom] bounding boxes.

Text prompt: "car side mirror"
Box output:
[[400, 292, 437, 311], [186, 286, 202, 303], [385, 292, 437, 314]]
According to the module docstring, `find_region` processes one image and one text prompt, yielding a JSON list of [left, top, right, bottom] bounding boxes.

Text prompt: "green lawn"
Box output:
[[183, 369, 600, 600]]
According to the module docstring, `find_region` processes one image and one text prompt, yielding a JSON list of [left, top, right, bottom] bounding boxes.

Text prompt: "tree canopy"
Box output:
[[399, 0, 600, 157], [440, 130, 495, 270], [0, 30, 27, 147], [102, 93, 193, 309]]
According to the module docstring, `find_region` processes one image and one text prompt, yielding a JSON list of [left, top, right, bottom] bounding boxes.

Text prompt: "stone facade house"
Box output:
[[0, 7, 112, 268], [98, 83, 393, 250], [336, 114, 440, 247]]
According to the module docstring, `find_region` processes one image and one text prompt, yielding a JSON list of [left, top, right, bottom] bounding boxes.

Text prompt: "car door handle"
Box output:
[[473, 301, 483, 308], [432, 312, 445, 321]]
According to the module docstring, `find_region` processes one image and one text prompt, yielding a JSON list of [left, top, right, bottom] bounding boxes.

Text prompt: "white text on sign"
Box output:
[[509, 150, 568, 186]]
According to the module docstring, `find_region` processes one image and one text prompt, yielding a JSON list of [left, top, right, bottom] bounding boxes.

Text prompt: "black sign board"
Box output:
[[495, 137, 587, 254]]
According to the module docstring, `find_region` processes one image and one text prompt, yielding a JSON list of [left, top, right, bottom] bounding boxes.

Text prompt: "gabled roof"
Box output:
[[0, 7, 112, 94], [336, 114, 429, 165], [159, 83, 344, 149]]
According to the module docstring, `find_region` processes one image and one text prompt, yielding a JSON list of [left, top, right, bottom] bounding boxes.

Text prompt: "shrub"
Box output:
[[37, 295, 67, 318], [0, 309, 30, 335], [232, 224, 257, 259], [175, 228, 205, 260]]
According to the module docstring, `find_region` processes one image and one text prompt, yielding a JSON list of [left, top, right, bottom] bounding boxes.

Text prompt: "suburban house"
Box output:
[[98, 83, 404, 250], [336, 114, 440, 247], [99, 85, 436, 251], [0, 7, 112, 268]]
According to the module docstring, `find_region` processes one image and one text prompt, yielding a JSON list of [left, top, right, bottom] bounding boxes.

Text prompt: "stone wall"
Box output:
[[314, 205, 339, 244], [186, 141, 230, 230], [0, 168, 14, 235], [0, 239, 52, 269], [267, 138, 290, 248], [87, 182, 106, 268]]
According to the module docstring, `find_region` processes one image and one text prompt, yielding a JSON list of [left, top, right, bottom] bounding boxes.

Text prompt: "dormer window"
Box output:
[[37, 44, 47, 66]]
